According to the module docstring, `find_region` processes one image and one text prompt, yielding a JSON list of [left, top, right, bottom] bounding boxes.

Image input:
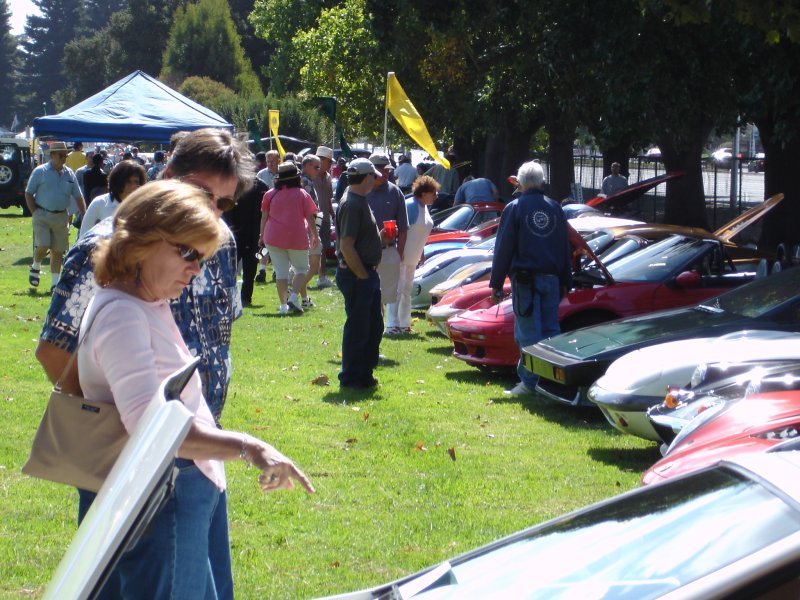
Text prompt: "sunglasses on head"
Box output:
[[171, 243, 206, 265]]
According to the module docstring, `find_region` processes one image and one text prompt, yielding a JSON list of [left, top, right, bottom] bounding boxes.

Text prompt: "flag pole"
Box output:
[[383, 72, 392, 151]]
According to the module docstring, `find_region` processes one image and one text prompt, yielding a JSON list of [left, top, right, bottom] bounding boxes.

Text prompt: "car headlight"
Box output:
[[690, 364, 708, 389]]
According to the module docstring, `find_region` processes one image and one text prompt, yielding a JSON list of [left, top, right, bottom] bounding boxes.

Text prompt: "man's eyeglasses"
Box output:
[[171, 243, 206, 265], [180, 177, 237, 212]]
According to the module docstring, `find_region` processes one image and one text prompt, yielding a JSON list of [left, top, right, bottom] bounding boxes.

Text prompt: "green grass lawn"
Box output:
[[0, 206, 660, 598]]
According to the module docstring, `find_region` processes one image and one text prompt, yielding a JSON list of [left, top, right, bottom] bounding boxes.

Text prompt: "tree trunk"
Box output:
[[756, 116, 800, 250], [483, 131, 506, 192], [499, 119, 534, 198], [659, 137, 710, 229], [546, 117, 576, 201]]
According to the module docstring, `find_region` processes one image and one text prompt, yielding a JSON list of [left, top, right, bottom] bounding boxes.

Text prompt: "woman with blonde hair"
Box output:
[[79, 180, 314, 598]]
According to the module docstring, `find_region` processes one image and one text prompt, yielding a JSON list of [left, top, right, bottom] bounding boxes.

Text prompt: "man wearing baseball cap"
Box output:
[[335, 158, 386, 389]]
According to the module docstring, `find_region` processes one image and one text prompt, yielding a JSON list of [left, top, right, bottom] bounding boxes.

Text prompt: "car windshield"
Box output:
[[407, 468, 800, 599], [435, 206, 476, 231], [698, 265, 800, 318], [583, 235, 712, 282]]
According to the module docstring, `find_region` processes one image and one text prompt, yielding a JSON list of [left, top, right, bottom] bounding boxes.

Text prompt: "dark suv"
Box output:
[[0, 138, 33, 214]]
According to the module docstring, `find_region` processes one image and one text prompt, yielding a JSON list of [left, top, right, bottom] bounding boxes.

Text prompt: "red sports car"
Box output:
[[427, 203, 504, 244], [446, 234, 761, 369], [642, 391, 800, 485]]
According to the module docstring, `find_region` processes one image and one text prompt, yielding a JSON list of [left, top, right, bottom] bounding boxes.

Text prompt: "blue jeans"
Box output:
[[78, 460, 233, 599], [336, 267, 383, 385], [512, 274, 561, 389]]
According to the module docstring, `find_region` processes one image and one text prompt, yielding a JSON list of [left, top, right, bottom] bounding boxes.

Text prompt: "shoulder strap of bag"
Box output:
[[54, 300, 114, 392]]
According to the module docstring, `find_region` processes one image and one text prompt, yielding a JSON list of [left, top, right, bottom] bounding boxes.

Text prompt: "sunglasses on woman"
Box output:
[[171, 243, 206, 265]]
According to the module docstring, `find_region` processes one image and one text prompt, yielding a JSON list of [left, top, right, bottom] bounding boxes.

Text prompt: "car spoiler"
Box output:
[[586, 171, 685, 209], [713, 193, 784, 243], [568, 223, 614, 285]]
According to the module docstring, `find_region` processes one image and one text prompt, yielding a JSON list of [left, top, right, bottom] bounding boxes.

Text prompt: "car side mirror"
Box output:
[[675, 271, 702, 289]]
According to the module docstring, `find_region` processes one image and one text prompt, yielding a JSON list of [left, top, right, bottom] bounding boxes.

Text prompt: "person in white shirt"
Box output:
[[79, 160, 147, 238], [394, 154, 417, 194]]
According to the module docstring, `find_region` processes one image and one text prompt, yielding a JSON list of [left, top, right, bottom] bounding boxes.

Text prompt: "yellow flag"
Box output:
[[386, 72, 450, 169], [268, 110, 287, 159]]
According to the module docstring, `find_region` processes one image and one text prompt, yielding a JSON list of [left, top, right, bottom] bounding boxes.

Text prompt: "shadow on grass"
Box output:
[[0, 212, 26, 219], [320, 387, 384, 404], [426, 345, 452, 356], [13, 257, 34, 266], [587, 444, 661, 471]]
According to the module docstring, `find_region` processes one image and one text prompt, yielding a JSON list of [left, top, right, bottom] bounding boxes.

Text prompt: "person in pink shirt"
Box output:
[[260, 161, 319, 314], [78, 180, 314, 598]]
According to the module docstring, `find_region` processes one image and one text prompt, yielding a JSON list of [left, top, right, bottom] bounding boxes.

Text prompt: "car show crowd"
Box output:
[[20, 128, 799, 597]]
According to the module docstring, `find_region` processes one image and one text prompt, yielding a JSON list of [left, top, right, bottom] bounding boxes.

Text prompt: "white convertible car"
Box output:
[[588, 330, 800, 441]]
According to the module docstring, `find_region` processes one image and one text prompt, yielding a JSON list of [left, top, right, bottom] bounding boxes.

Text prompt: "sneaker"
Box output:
[[301, 297, 316, 309], [384, 326, 401, 335], [255, 270, 267, 283], [317, 277, 334, 288], [397, 327, 414, 335], [278, 304, 289, 315], [28, 267, 40, 287], [287, 294, 304, 314], [503, 382, 534, 397]]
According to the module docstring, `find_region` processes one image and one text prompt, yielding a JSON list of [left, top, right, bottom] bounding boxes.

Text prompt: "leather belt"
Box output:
[[35, 204, 67, 213], [339, 262, 377, 270]]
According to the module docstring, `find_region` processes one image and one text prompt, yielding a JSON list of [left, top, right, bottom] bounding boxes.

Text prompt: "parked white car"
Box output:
[[588, 330, 800, 441]]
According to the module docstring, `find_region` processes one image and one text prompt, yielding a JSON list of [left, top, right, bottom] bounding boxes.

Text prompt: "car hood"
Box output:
[[599, 330, 800, 393], [535, 306, 752, 361], [586, 172, 684, 209], [713, 193, 784, 243]]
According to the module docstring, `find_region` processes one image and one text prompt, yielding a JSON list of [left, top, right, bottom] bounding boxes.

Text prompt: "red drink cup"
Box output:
[[383, 220, 397, 240]]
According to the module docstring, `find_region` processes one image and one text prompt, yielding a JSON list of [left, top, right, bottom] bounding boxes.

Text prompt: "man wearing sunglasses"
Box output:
[[36, 129, 253, 428]]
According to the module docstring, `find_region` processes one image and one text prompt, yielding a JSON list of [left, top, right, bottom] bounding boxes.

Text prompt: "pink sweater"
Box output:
[[261, 187, 317, 250], [78, 288, 225, 490]]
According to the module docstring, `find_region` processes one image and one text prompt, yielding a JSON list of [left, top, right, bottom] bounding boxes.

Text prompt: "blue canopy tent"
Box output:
[[33, 71, 234, 143]]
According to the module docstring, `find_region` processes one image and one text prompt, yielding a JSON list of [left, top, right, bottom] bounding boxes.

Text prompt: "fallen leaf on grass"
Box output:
[[330, 561, 340, 568], [311, 373, 330, 386], [345, 438, 357, 444], [416, 379, 425, 384], [363, 411, 369, 422], [447, 447, 456, 461], [414, 440, 426, 451], [291, 364, 299, 371]]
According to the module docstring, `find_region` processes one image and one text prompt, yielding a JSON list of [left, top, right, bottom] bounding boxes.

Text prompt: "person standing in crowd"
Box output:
[[81, 153, 109, 202], [65, 141, 85, 173], [24, 141, 86, 290], [298, 154, 322, 307], [260, 161, 319, 315], [254, 151, 267, 172], [335, 158, 385, 389], [256, 149, 280, 188], [601, 162, 628, 196], [79, 160, 147, 238], [224, 173, 269, 307], [386, 175, 438, 334], [425, 152, 461, 195], [147, 150, 166, 180], [129, 146, 145, 166], [394, 154, 417, 194], [76, 180, 314, 598], [255, 149, 280, 283], [489, 160, 572, 397], [313, 146, 336, 288], [366, 153, 409, 334], [453, 177, 500, 205], [36, 128, 252, 425]]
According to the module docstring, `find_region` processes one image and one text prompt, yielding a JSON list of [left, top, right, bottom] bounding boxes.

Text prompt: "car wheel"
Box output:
[[777, 243, 790, 267], [0, 163, 18, 188]]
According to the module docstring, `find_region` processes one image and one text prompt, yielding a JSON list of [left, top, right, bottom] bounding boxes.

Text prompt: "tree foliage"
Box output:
[[0, 0, 19, 128], [161, 0, 261, 97], [18, 0, 84, 121], [178, 76, 237, 107], [292, 0, 380, 138]]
